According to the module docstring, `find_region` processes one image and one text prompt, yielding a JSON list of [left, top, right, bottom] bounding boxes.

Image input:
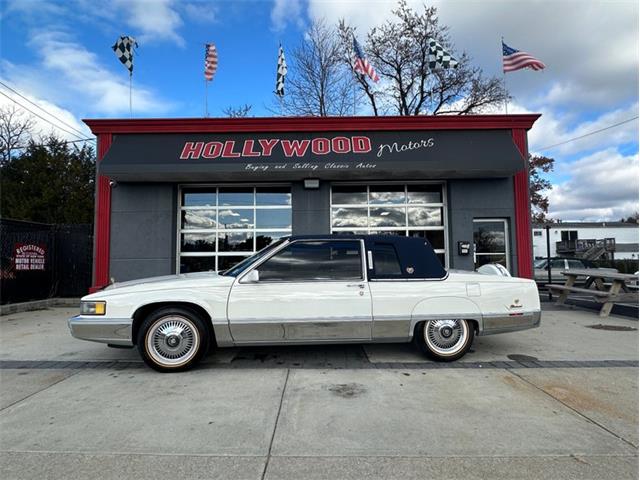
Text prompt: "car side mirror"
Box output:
[[242, 269, 260, 283]]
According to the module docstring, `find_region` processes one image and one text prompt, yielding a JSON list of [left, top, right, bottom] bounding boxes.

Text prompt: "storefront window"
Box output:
[[331, 183, 447, 267], [331, 186, 367, 204], [179, 186, 292, 272], [472, 219, 510, 271]]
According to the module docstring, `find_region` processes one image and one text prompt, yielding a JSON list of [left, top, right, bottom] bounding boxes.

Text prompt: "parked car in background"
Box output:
[[69, 235, 541, 372], [534, 257, 618, 285]]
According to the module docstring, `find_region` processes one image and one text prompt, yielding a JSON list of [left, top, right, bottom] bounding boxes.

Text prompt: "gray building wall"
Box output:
[[108, 178, 520, 281], [447, 178, 518, 275], [291, 181, 331, 235], [110, 183, 177, 281]]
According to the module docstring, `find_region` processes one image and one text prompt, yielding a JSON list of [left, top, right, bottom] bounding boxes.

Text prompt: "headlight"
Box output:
[[80, 301, 106, 315]]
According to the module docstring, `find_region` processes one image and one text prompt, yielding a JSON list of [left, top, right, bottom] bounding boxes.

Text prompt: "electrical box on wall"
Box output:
[[458, 241, 471, 255]]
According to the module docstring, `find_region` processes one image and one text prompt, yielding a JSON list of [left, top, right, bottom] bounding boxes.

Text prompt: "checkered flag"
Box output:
[[275, 45, 287, 97], [428, 38, 458, 70], [112, 36, 137, 75]]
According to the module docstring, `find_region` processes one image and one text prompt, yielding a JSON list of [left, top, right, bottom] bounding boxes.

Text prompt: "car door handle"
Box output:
[[346, 283, 365, 288]]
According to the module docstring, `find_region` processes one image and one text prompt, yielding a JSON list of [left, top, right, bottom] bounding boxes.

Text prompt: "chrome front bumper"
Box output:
[[479, 311, 541, 336], [68, 316, 133, 346]]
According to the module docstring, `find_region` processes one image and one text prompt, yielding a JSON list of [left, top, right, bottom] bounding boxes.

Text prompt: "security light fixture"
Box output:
[[304, 178, 320, 189]]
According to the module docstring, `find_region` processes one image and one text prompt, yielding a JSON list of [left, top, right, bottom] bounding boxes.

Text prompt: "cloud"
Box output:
[[113, 0, 184, 46], [547, 148, 639, 221], [1, 31, 174, 117], [182, 2, 217, 24], [0, 91, 91, 144], [307, 0, 639, 112], [4, 0, 192, 46], [271, 0, 305, 31]]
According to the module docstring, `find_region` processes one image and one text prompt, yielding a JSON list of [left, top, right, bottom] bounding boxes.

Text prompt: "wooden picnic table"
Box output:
[[546, 269, 639, 317]]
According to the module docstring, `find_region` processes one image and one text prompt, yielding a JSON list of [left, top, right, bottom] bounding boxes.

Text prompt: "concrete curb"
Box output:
[[0, 298, 80, 316]]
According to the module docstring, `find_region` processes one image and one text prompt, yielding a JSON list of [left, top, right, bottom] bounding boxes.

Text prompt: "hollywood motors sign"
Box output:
[[180, 136, 373, 159], [179, 135, 436, 161]]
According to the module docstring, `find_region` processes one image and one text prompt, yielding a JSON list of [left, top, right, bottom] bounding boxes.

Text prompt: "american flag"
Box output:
[[353, 37, 379, 82], [502, 41, 545, 73], [204, 43, 218, 81]]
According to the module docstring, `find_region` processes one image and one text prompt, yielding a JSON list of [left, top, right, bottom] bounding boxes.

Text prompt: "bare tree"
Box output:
[[222, 104, 252, 118], [338, 1, 507, 116], [0, 105, 37, 164], [279, 20, 357, 116]]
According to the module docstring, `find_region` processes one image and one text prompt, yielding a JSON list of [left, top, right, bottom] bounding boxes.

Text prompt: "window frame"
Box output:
[[329, 182, 449, 268], [472, 218, 511, 272], [237, 238, 368, 284], [177, 184, 292, 273]]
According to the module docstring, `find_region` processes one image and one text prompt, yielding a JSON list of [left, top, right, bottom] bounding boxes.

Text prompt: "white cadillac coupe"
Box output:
[[69, 235, 541, 372]]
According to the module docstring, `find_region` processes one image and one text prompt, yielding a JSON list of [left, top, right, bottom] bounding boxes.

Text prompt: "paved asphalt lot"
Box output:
[[0, 304, 638, 479]]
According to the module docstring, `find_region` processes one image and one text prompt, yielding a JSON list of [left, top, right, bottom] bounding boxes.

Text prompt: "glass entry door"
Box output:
[[473, 219, 510, 271]]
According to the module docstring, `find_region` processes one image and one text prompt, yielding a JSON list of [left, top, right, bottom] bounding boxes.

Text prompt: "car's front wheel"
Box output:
[[414, 319, 474, 361], [137, 307, 210, 372]]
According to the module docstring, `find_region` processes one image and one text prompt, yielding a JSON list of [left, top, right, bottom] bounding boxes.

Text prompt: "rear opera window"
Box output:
[[372, 243, 402, 276]]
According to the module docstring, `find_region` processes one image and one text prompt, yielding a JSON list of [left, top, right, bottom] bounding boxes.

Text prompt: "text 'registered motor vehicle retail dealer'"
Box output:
[[84, 114, 540, 291]]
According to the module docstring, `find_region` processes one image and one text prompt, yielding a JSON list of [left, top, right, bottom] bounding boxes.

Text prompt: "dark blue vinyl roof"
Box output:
[[288, 234, 446, 279]]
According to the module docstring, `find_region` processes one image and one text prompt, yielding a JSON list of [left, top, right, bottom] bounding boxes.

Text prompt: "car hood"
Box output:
[[85, 271, 234, 299]]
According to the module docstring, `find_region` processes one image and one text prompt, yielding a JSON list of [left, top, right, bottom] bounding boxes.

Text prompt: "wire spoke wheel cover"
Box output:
[[145, 315, 201, 367], [424, 319, 468, 356]]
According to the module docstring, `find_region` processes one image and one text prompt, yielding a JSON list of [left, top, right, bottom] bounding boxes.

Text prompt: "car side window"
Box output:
[[551, 259, 565, 269], [257, 240, 363, 282], [567, 259, 583, 269], [372, 243, 402, 276]]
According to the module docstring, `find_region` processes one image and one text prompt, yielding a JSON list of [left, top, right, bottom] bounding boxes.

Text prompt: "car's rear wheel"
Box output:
[[414, 319, 474, 361], [137, 307, 209, 372]]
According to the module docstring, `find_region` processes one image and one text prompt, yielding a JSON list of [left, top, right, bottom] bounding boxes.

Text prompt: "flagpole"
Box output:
[[501, 36, 508, 115], [205, 79, 208, 117], [129, 72, 133, 118], [503, 72, 508, 115], [353, 83, 356, 116]]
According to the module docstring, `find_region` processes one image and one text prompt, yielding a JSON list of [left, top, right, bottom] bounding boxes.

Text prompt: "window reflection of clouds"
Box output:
[[332, 208, 368, 228], [369, 186, 405, 204], [370, 207, 405, 227], [180, 187, 292, 273], [181, 233, 216, 252], [332, 186, 367, 204], [408, 207, 442, 226], [218, 209, 254, 229], [182, 210, 218, 229], [407, 186, 442, 204]]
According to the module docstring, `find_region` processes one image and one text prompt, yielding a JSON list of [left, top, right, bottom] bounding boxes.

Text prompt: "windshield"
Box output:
[[221, 239, 287, 277], [533, 259, 548, 268]]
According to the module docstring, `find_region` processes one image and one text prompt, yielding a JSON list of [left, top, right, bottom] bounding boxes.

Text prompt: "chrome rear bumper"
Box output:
[[68, 316, 133, 346], [479, 311, 541, 335]]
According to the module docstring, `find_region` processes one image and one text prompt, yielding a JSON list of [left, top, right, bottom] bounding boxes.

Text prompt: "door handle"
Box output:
[[346, 283, 365, 288]]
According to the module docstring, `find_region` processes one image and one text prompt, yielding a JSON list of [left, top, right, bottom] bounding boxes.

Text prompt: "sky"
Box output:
[[1, 0, 638, 222]]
